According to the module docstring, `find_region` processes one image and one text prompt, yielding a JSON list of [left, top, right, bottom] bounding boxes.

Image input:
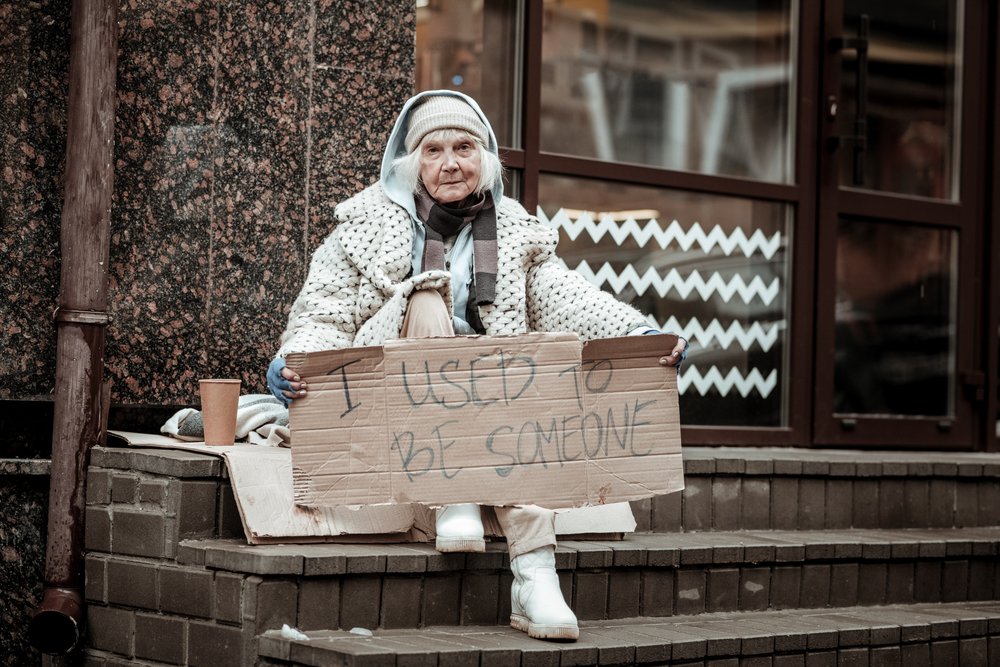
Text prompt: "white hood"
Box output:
[[379, 89, 504, 220]]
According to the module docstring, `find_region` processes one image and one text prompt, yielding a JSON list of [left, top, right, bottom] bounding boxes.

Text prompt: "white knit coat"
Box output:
[[276, 183, 648, 357], [277, 90, 648, 357]]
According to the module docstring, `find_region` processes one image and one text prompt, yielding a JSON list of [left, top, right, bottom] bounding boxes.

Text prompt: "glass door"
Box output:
[[814, 0, 987, 447]]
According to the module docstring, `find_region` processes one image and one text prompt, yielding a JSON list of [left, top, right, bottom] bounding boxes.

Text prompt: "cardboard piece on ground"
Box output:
[[286, 332, 684, 510], [553, 502, 636, 536], [107, 431, 638, 543], [107, 431, 415, 544]]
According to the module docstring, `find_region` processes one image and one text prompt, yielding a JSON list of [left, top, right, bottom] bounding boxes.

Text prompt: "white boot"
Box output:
[[509, 545, 579, 641], [434, 504, 485, 552]]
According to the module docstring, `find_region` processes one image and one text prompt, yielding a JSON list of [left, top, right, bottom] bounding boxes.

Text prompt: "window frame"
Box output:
[[810, 0, 989, 449], [499, 0, 820, 445]]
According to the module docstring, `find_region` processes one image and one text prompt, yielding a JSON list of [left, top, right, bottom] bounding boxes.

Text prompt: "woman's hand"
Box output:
[[659, 336, 689, 367], [642, 332, 688, 368], [267, 357, 308, 406], [638, 329, 689, 368]]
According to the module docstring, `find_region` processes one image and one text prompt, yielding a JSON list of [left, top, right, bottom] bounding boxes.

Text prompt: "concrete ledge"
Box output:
[[0, 457, 50, 475], [91, 445, 223, 478]]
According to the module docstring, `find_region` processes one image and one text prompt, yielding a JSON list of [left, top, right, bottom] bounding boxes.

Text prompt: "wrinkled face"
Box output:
[[418, 131, 482, 204]]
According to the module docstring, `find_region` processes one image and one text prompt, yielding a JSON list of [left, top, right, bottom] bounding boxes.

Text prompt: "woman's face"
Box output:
[[419, 132, 482, 204]]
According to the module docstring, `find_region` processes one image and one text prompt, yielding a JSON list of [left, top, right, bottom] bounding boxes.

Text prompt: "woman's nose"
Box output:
[[442, 150, 459, 169]]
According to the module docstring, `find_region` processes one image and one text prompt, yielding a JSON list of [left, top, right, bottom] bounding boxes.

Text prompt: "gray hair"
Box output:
[[390, 128, 503, 198]]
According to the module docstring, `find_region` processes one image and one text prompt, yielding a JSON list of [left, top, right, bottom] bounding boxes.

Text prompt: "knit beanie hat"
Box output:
[[404, 95, 489, 153]]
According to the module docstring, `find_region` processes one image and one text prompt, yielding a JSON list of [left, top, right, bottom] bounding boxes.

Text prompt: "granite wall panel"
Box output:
[[0, 0, 70, 400], [205, 0, 312, 388], [0, 466, 49, 665], [106, 1, 219, 404], [1, 0, 416, 409], [306, 0, 415, 253]]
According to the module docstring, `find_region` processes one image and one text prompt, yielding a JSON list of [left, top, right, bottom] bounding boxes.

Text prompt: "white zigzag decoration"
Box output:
[[574, 261, 780, 305], [678, 366, 778, 398], [538, 208, 782, 259], [649, 316, 782, 352]]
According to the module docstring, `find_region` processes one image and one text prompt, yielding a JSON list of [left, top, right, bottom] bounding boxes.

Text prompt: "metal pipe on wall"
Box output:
[[28, 0, 118, 655]]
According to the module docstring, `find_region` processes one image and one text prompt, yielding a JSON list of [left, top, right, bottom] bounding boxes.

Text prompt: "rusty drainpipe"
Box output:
[[28, 0, 118, 655]]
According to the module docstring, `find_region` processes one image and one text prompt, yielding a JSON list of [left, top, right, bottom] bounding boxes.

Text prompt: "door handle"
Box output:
[[829, 14, 870, 185]]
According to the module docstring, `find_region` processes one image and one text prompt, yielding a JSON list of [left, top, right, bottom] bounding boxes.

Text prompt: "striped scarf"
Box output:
[[415, 187, 497, 305]]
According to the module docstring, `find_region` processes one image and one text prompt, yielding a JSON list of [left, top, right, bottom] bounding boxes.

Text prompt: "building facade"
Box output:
[[1, 0, 998, 662], [2, 0, 999, 458]]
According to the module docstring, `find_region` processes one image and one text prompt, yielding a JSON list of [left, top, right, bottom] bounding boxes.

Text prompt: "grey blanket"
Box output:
[[161, 394, 290, 447]]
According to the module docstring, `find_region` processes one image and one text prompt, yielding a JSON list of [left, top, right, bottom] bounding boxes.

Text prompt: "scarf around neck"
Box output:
[[415, 186, 497, 305]]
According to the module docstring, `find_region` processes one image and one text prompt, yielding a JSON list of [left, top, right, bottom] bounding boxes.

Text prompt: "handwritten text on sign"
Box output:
[[287, 333, 683, 509]]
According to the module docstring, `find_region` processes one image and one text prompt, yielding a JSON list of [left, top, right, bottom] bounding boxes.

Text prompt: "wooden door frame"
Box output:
[[812, 0, 990, 449], [985, 0, 1000, 452]]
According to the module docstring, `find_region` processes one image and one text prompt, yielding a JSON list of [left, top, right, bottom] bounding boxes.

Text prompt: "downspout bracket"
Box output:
[[53, 308, 111, 325]]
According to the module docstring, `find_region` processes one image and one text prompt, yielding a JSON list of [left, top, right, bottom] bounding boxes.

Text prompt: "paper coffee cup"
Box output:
[[199, 379, 241, 446]]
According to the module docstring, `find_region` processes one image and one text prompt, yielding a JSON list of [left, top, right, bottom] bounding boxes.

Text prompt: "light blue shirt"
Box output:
[[410, 219, 477, 334]]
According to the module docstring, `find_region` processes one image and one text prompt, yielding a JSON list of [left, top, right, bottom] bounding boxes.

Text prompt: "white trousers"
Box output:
[[400, 289, 557, 557]]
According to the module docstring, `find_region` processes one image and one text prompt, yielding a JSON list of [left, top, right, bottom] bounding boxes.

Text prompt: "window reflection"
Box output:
[[415, 0, 522, 147], [838, 1, 962, 199], [834, 220, 956, 416], [541, 0, 797, 182], [539, 175, 791, 427]]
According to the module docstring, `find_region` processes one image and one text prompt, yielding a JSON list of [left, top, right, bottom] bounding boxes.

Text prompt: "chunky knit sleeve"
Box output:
[[492, 197, 648, 341], [523, 224, 648, 342], [276, 226, 361, 357]]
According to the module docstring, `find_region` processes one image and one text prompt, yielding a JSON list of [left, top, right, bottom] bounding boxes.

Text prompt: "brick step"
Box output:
[[82, 528, 999, 637], [86, 446, 1000, 554], [81, 439, 1000, 665], [641, 447, 1000, 533], [173, 527, 1000, 581], [255, 601, 1000, 667]]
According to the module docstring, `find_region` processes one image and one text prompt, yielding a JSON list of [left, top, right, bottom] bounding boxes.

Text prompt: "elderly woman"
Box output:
[[267, 91, 687, 641]]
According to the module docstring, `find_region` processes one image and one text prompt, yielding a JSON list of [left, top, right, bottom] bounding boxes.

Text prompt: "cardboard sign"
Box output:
[[286, 333, 683, 509], [107, 431, 638, 544]]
